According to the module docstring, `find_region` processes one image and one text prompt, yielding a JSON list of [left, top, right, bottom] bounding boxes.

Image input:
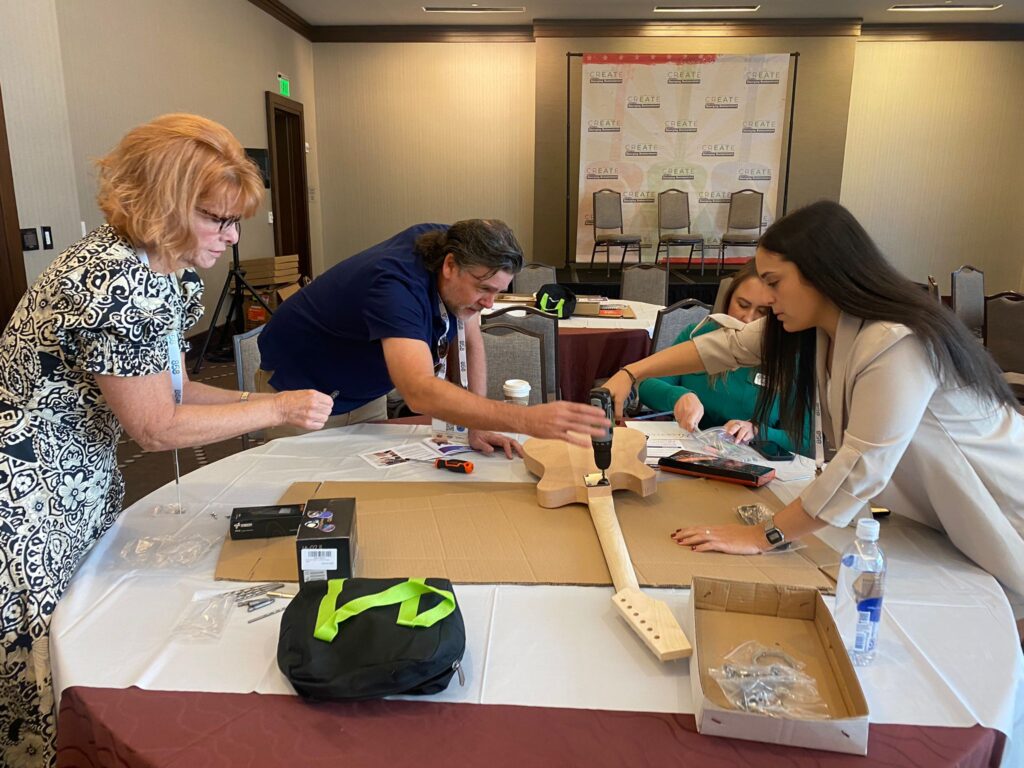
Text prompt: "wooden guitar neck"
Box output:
[[523, 428, 692, 661]]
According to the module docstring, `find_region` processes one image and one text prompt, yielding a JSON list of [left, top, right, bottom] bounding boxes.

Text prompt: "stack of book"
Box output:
[[239, 254, 301, 287]]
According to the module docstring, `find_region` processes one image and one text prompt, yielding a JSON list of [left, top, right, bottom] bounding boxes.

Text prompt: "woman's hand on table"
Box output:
[[274, 390, 334, 430], [673, 393, 704, 432], [722, 419, 757, 444], [469, 429, 523, 458], [671, 523, 767, 555]]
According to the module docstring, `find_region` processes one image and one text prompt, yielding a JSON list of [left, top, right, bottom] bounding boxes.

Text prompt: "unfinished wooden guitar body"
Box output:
[[523, 428, 692, 661]]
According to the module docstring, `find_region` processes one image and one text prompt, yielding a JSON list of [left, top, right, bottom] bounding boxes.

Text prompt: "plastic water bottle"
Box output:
[[834, 518, 886, 666]]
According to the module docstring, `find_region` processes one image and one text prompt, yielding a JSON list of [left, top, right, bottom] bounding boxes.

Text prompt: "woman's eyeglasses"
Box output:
[[196, 207, 242, 233]]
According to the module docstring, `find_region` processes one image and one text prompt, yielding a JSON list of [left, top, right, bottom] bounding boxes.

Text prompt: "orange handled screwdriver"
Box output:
[[408, 457, 475, 474], [434, 458, 474, 474]]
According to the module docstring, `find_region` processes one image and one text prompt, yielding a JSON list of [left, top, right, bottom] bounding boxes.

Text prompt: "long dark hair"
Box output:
[[754, 200, 1015, 445], [416, 218, 524, 276]]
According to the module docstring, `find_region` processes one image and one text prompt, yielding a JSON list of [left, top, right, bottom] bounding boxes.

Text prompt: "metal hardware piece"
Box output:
[[246, 597, 275, 612], [247, 605, 288, 624]]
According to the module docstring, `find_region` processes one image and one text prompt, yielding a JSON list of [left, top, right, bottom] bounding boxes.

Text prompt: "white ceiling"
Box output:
[[282, 0, 1024, 27]]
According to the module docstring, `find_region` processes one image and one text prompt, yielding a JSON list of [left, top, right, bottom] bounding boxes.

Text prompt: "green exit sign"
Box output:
[[278, 74, 290, 98]]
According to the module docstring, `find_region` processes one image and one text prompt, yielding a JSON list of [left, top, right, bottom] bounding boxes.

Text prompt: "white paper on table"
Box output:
[[422, 435, 475, 457], [643, 438, 689, 466], [359, 442, 439, 469]]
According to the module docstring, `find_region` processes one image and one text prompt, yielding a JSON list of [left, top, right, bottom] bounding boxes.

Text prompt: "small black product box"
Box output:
[[229, 504, 304, 540], [295, 497, 356, 587], [658, 449, 776, 487]]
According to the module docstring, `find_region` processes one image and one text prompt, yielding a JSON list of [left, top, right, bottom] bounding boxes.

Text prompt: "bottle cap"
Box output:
[[856, 518, 880, 542]]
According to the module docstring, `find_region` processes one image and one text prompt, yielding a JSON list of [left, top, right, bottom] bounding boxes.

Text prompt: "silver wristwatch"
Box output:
[[764, 519, 785, 549]]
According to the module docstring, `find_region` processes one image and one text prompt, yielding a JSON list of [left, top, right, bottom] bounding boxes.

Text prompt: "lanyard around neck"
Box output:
[[137, 250, 184, 405], [813, 391, 824, 476], [435, 298, 468, 389], [432, 297, 469, 441]]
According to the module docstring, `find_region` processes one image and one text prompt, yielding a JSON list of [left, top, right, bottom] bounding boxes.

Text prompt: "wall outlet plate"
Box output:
[[21, 228, 39, 251]]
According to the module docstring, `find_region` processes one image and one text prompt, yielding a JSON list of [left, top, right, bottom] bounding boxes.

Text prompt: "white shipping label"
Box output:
[[301, 548, 338, 570]]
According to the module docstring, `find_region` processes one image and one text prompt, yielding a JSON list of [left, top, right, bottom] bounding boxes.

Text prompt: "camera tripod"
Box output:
[[191, 242, 273, 374]]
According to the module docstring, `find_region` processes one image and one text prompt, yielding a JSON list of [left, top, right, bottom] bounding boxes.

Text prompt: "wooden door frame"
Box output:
[[0, 81, 28, 328], [265, 91, 311, 279]]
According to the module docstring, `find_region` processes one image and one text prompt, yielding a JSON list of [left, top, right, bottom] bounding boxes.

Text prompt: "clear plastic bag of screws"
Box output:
[[171, 592, 235, 641], [709, 641, 830, 719], [119, 534, 217, 568], [691, 427, 751, 461], [736, 503, 774, 526]]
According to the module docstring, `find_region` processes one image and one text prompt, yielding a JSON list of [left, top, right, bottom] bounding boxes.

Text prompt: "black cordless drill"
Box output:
[[590, 387, 614, 484]]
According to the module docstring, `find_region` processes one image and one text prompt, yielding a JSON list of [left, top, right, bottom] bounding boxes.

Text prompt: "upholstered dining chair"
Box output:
[[480, 323, 549, 405], [482, 305, 560, 401], [621, 263, 668, 306], [513, 263, 556, 296], [951, 264, 985, 340], [718, 189, 764, 273], [233, 326, 264, 449], [650, 298, 712, 355], [984, 291, 1024, 401], [654, 189, 705, 273], [590, 188, 642, 275]]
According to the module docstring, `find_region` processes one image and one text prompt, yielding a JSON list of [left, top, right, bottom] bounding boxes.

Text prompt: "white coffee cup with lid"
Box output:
[[502, 379, 531, 406]]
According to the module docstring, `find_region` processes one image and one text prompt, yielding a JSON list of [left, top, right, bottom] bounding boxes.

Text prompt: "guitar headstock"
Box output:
[[522, 427, 656, 509], [613, 587, 692, 660]]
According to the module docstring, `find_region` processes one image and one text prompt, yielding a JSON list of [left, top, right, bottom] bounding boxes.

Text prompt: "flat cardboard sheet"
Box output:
[[215, 478, 835, 591], [572, 303, 638, 319]]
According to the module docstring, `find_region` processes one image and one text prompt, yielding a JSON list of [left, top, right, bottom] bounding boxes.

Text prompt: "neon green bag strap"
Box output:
[[313, 578, 456, 642]]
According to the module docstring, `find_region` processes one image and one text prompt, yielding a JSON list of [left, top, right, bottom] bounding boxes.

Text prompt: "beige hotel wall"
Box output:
[[312, 42, 536, 267], [840, 40, 1024, 294], [0, 0, 83, 286], [51, 0, 323, 336]]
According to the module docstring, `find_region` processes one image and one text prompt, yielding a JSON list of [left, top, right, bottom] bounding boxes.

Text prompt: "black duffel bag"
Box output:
[[536, 283, 577, 319], [278, 577, 465, 701]]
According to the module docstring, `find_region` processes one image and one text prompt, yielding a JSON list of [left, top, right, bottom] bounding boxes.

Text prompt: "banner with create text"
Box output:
[[576, 53, 791, 265]]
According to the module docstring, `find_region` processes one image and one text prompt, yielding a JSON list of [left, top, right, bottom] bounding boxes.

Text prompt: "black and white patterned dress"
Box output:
[[0, 225, 203, 767]]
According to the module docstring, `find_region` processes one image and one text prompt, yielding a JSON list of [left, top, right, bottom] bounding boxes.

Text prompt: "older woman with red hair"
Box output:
[[0, 114, 331, 766]]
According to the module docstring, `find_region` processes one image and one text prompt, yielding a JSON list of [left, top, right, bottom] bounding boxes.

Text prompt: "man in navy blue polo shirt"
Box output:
[[256, 219, 608, 455]]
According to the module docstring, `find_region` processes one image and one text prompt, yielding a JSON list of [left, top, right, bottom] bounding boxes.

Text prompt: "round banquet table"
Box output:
[[50, 424, 1023, 768]]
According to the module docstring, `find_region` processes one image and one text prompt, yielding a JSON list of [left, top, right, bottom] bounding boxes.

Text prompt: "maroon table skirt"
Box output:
[[559, 327, 651, 404], [57, 687, 1004, 768]]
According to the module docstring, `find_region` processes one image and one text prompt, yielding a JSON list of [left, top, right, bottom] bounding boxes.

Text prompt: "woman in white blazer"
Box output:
[[605, 201, 1024, 627]]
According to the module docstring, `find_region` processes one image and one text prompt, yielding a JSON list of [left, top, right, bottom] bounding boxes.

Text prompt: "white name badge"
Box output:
[[754, 372, 767, 387], [431, 418, 470, 445]]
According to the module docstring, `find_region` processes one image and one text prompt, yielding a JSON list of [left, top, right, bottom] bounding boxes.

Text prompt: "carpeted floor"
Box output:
[[117, 360, 258, 508]]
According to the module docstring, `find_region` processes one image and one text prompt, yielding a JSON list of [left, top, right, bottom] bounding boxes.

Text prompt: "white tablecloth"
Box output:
[[487, 299, 662, 336], [50, 425, 1024, 765]]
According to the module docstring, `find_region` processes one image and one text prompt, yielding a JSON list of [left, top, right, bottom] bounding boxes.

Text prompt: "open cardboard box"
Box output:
[[215, 479, 837, 592], [689, 576, 869, 754]]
